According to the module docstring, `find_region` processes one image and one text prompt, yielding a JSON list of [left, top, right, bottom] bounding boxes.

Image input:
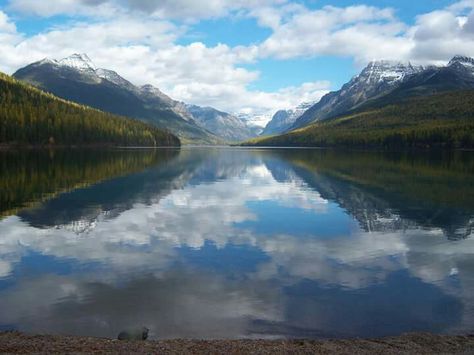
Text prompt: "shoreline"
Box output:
[[1, 332, 474, 354]]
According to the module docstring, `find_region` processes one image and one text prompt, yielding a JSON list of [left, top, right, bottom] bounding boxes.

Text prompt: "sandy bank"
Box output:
[[1, 332, 474, 354]]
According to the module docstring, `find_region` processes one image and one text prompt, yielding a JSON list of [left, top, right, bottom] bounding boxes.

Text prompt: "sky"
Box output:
[[0, 0, 473, 126]]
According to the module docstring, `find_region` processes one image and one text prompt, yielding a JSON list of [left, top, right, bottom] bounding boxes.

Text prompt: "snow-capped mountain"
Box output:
[[448, 55, 474, 70], [186, 105, 259, 142], [262, 101, 315, 136], [13, 54, 221, 144], [58, 53, 96, 73], [292, 60, 424, 129], [360, 60, 423, 84], [95, 68, 138, 92], [447, 55, 474, 76], [352, 55, 474, 113]]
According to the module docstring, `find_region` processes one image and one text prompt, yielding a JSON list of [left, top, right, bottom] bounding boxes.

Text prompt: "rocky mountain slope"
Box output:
[[13, 54, 219, 144], [291, 61, 425, 130], [186, 105, 259, 142], [262, 101, 315, 136], [352, 55, 474, 112]]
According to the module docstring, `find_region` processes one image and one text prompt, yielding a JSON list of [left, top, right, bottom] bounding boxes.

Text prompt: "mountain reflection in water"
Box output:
[[0, 148, 473, 339]]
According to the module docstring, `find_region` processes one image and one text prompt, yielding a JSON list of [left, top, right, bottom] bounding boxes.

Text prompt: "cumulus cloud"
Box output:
[[409, 7, 474, 63], [7, 0, 116, 18], [255, 1, 474, 65], [257, 5, 409, 62], [8, 0, 286, 20]]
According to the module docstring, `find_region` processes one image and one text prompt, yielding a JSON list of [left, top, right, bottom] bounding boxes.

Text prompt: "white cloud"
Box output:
[[0, 10, 16, 33], [255, 1, 474, 65], [408, 7, 474, 63], [257, 5, 409, 62], [8, 0, 117, 18], [7, 0, 287, 20]]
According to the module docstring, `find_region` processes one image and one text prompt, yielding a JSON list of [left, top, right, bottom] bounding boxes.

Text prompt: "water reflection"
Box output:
[[0, 148, 473, 339]]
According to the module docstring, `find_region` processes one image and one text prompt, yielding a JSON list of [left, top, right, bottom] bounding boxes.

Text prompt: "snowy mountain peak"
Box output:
[[36, 58, 58, 66], [59, 53, 96, 72], [449, 55, 474, 68], [361, 60, 423, 84], [96, 68, 136, 90], [262, 100, 317, 136]]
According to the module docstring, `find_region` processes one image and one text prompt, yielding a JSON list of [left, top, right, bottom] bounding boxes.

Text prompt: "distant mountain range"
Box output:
[[9, 53, 474, 147], [261, 101, 315, 136], [185, 105, 259, 142], [13, 54, 259, 144]]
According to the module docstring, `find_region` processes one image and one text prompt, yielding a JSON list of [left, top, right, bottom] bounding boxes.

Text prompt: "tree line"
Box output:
[[0, 73, 180, 147], [246, 90, 474, 149]]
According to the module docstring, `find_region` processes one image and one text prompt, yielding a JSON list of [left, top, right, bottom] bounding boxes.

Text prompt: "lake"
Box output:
[[0, 147, 474, 340]]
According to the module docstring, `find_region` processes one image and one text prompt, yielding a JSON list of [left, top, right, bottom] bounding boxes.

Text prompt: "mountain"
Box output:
[[262, 101, 315, 136], [13, 54, 219, 144], [292, 61, 424, 130], [186, 105, 258, 142], [248, 124, 264, 137], [243, 90, 474, 149], [0, 72, 180, 147], [352, 55, 474, 111]]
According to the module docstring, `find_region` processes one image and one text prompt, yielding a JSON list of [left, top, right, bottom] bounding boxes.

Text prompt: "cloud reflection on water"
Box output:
[[0, 148, 473, 338]]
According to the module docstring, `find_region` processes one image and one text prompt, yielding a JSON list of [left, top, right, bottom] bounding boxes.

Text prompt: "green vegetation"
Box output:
[[0, 73, 180, 147], [0, 149, 178, 218], [245, 91, 474, 149]]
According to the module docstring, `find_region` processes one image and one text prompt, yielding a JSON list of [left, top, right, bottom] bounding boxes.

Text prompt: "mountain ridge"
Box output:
[[13, 54, 221, 144], [262, 101, 316, 136], [186, 104, 258, 142], [291, 55, 474, 131], [291, 60, 425, 130]]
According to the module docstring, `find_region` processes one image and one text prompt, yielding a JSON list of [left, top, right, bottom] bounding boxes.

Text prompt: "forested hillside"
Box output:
[[0, 73, 180, 147], [244, 91, 474, 149]]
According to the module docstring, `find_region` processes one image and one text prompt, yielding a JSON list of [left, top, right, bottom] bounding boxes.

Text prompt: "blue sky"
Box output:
[[0, 0, 472, 125]]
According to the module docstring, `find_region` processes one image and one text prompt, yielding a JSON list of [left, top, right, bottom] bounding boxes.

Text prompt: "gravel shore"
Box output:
[[1, 332, 474, 354]]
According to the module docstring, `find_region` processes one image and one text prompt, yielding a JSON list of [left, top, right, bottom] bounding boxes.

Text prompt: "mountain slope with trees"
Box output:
[[13, 54, 220, 144], [243, 90, 474, 149], [0, 72, 180, 147]]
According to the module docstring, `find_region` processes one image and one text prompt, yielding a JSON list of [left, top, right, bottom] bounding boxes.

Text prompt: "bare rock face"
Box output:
[[117, 327, 149, 341]]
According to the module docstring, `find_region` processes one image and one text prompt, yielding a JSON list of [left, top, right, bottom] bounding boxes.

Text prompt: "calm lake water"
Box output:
[[0, 147, 474, 339]]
